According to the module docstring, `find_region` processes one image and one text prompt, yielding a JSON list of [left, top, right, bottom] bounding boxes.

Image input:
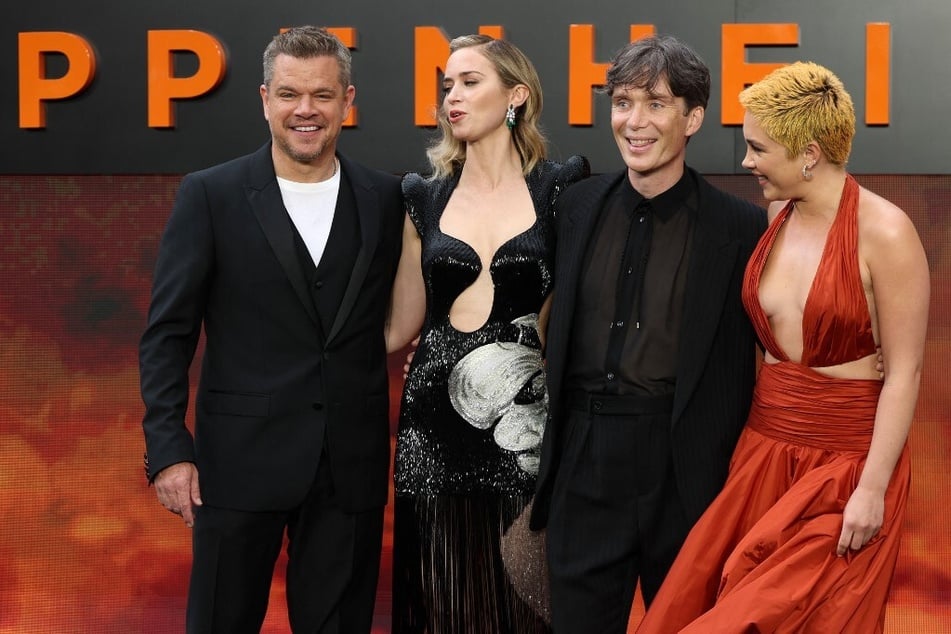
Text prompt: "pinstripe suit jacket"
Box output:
[[531, 166, 766, 530]]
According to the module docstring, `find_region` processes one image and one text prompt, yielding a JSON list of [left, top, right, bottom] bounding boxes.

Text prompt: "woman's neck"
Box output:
[[459, 136, 523, 190], [790, 168, 848, 221]]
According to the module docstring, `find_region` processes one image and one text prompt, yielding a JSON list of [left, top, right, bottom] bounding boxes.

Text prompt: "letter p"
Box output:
[[148, 30, 226, 128], [18, 32, 96, 129]]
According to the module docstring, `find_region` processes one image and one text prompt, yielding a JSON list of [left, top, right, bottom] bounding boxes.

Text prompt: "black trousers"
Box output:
[[185, 458, 384, 634], [546, 392, 689, 634]]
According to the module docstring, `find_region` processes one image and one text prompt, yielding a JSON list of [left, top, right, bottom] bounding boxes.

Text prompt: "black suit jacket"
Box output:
[[139, 143, 403, 513], [532, 166, 767, 529]]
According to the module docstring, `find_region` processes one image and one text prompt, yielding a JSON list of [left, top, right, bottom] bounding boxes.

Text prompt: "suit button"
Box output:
[[593, 400, 603, 412], [312, 403, 324, 411], [313, 280, 324, 289]]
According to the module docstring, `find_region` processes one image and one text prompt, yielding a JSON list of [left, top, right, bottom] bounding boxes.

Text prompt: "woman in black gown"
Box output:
[[385, 34, 588, 633]]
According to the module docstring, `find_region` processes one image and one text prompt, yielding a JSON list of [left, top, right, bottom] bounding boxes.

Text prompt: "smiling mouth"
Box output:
[[627, 138, 655, 149], [292, 124, 320, 132]]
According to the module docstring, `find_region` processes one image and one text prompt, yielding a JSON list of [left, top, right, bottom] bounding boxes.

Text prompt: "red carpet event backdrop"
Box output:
[[0, 174, 947, 632]]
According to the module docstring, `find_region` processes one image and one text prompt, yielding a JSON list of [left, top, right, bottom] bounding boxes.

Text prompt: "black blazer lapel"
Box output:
[[672, 175, 740, 424], [325, 155, 381, 345], [547, 172, 622, 406], [244, 144, 321, 329]]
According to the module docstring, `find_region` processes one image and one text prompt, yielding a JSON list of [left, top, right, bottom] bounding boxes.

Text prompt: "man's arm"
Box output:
[[139, 173, 214, 522]]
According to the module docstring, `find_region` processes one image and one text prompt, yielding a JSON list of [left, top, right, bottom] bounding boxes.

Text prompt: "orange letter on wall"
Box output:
[[148, 30, 226, 128], [866, 23, 890, 125], [18, 32, 96, 129], [630, 25, 656, 43], [328, 27, 358, 127], [567, 25, 608, 126], [414, 26, 504, 127], [568, 25, 654, 126], [721, 24, 799, 125]]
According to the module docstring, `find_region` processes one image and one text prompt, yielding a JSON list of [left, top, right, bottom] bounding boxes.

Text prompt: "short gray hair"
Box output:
[[262, 26, 351, 89]]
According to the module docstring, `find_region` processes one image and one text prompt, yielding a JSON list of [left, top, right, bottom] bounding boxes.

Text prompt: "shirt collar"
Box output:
[[619, 166, 696, 222]]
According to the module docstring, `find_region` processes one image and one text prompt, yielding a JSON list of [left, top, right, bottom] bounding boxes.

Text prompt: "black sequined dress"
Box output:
[[392, 156, 588, 633]]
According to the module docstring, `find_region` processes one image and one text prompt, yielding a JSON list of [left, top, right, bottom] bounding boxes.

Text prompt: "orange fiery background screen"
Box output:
[[0, 174, 947, 632]]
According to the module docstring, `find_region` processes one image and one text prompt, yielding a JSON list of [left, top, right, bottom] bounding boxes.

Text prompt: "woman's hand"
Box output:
[[837, 485, 884, 556]]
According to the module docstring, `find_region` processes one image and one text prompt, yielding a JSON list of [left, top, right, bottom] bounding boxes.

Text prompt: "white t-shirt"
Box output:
[[277, 162, 341, 266]]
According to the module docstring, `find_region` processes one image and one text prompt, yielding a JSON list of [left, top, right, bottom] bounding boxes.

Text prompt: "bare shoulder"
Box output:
[[857, 186, 920, 250]]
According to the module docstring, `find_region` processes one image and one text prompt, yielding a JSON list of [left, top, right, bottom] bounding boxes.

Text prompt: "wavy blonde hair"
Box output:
[[739, 61, 855, 166], [427, 35, 547, 179]]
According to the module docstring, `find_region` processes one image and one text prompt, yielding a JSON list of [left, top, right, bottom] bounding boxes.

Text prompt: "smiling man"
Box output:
[[530, 34, 767, 633], [139, 26, 403, 634]]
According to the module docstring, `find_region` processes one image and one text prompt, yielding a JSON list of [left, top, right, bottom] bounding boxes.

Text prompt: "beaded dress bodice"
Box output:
[[394, 157, 587, 496]]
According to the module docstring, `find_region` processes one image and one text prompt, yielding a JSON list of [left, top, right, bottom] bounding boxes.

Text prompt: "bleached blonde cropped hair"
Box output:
[[739, 61, 855, 166]]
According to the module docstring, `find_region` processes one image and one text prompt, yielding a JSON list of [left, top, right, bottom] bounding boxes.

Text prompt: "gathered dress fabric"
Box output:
[[392, 157, 588, 633], [638, 175, 910, 633]]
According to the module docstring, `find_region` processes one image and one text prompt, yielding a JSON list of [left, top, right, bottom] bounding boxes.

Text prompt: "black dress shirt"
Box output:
[[565, 169, 696, 395]]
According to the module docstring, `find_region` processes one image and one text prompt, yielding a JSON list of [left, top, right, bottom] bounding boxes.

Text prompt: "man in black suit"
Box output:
[[139, 26, 403, 633], [531, 35, 766, 632]]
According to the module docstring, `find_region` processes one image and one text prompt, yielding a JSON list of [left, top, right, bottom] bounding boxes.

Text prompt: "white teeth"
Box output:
[[629, 139, 653, 147], [295, 126, 318, 132]]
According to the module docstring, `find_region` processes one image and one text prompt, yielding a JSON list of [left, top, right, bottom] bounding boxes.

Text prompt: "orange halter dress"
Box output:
[[638, 175, 910, 633]]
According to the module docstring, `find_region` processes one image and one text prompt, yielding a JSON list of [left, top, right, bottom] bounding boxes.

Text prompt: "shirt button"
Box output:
[[606, 372, 615, 381]]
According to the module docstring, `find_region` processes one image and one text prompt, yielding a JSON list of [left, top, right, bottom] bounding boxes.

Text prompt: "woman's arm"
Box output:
[[536, 294, 553, 352], [837, 191, 930, 556], [385, 213, 426, 353]]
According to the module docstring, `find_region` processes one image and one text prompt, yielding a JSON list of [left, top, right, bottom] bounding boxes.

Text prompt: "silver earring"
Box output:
[[506, 104, 516, 130], [802, 163, 814, 180]]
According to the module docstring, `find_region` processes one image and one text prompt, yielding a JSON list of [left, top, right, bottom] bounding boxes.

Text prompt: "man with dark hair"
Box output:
[[531, 34, 766, 632], [139, 26, 403, 633]]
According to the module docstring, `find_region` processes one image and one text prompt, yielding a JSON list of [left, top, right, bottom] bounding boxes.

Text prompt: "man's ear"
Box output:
[[685, 105, 705, 138]]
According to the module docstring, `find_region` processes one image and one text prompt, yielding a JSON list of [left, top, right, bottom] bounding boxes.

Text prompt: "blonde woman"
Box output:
[[640, 62, 929, 633], [385, 35, 588, 632]]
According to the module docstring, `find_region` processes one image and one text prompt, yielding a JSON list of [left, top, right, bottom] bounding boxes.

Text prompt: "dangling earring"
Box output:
[[506, 104, 517, 130], [801, 163, 814, 181]]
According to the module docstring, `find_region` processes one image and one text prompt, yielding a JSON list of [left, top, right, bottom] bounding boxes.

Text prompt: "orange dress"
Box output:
[[638, 175, 911, 633]]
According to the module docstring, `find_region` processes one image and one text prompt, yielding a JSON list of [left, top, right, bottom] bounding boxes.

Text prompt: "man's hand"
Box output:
[[154, 462, 202, 528]]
